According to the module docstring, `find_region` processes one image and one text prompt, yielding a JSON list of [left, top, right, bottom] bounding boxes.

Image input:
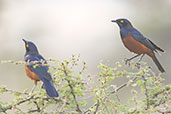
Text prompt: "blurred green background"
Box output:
[[0, 0, 170, 104]]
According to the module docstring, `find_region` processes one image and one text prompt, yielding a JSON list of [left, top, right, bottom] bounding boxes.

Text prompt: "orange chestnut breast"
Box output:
[[25, 65, 40, 84], [122, 32, 153, 57]]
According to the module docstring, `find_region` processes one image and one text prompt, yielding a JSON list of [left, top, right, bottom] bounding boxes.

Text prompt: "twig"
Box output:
[[103, 102, 110, 114], [15, 96, 34, 106], [1, 96, 35, 114], [154, 99, 166, 107], [130, 109, 137, 114], [2, 111, 7, 114], [158, 110, 171, 114], [0, 86, 29, 95], [115, 93, 121, 102], [142, 75, 149, 110], [0, 92, 68, 113], [58, 96, 69, 113], [28, 109, 40, 113], [111, 77, 137, 94], [152, 90, 165, 98], [28, 101, 41, 113], [14, 106, 25, 113], [0, 105, 12, 114], [84, 102, 98, 114], [84, 77, 137, 113], [94, 100, 100, 114], [62, 63, 82, 113]]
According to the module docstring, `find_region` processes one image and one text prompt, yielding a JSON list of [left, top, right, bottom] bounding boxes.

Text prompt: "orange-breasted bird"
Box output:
[[111, 18, 165, 73], [23, 39, 59, 97]]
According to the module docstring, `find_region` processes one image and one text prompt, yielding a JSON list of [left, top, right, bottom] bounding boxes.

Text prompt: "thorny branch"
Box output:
[[27, 101, 41, 113], [94, 100, 100, 114], [1, 59, 170, 113], [84, 61, 151, 113], [0, 86, 28, 95], [142, 75, 149, 110], [84, 76, 138, 114], [62, 62, 82, 114], [111, 77, 137, 94], [0, 88, 68, 113]]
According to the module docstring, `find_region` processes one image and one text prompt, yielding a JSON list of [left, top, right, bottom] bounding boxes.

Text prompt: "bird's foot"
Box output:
[[29, 93, 33, 96], [124, 58, 131, 66], [135, 62, 141, 69], [28, 92, 35, 97]]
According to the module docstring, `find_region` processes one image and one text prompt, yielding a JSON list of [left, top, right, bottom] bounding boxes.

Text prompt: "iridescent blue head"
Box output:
[[111, 18, 133, 29], [23, 39, 39, 55]]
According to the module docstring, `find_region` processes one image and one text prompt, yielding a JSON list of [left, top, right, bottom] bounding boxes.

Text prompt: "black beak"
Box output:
[[22, 39, 27, 44], [111, 20, 116, 23]]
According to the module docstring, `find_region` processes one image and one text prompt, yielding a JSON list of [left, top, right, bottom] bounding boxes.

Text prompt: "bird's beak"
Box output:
[[22, 39, 27, 44], [111, 20, 116, 23]]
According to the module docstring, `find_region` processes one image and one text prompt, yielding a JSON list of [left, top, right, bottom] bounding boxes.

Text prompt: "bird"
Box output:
[[111, 18, 165, 73], [23, 39, 59, 97]]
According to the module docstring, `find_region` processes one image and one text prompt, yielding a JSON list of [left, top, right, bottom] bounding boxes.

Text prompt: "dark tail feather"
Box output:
[[149, 39, 164, 52], [151, 54, 165, 73], [43, 80, 59, 97]]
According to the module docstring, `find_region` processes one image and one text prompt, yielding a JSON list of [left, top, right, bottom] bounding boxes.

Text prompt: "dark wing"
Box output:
[[130, 28, 156, 51], [25, 54, 52, 81], [148, 39, 164, 52]]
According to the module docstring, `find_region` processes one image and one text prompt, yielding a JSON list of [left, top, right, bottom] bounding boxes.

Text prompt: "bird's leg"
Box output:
[[29, 84, 37, 96], [38, 82, 44, 93], [41, 83, 44, 88], [135, 54, 145, 69], [138, 54, 145, 62], [125, 54, 141, 65]]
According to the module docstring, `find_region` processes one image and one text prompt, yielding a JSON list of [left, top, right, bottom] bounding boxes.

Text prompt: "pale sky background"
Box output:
[[0, 0, 170, 109]]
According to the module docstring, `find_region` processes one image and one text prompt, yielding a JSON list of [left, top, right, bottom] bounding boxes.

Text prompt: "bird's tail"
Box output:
[[151, 54, 165, 73], [43, 80, 59, 97]]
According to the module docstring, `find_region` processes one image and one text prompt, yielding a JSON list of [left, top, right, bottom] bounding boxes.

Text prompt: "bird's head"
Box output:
[[111, 18, 133, 29], [23, 39, 39, 54]]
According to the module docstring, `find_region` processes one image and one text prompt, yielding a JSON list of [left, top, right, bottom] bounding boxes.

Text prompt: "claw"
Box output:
[[29, 92, 34, 97], [125, 58, 131, 66], [135, 62, 141, 69]]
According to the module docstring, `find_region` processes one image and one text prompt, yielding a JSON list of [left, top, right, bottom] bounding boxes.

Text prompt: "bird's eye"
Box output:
[[120, 20, 124, 23], [26, 44, 29, 48]]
